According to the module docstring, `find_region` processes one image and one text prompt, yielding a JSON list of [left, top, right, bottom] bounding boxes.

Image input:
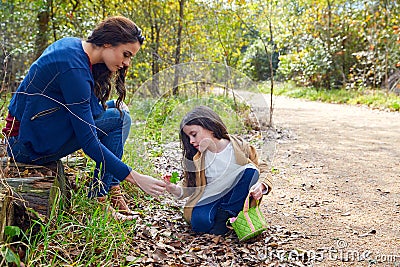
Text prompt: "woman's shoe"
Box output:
[[105, 205, 138, 222], [97, 195, 138, 222], [109, 185, 139, 216]]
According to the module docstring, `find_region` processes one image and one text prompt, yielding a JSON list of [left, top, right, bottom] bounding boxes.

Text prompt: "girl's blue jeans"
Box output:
[[6, 100, 131, 197], [190, 168, 259, 234]]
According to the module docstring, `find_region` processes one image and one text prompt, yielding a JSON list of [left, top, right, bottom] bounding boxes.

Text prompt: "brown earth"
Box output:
[[252, 93, 400, 266]]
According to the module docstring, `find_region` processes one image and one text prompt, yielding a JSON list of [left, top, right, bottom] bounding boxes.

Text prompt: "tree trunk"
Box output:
[[34, 10, 50, 61], [267, 11, 274, 127], [326, 0, 332, 90], [0, 159, 69, 241], [148, 1, 161, 97], [173, 0, 185, 95]]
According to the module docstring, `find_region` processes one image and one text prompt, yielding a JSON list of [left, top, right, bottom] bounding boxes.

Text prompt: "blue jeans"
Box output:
[[87, 104, 131, 197], [7, 100, 131, 197], [190, 168, 259, 234]]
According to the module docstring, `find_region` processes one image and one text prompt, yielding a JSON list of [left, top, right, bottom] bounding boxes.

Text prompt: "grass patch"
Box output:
[[8, 169, 140, 266], [259, 81, 400, 111]]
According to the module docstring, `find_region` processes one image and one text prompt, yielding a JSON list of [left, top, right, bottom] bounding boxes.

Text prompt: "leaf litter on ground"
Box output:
[[139, 131, 316, 266], [5, 128, 315, 266]]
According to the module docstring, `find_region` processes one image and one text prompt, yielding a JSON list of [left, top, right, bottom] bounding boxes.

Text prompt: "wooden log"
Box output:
[[6, 176, 55, 216], [0, 188, 13, 241], [0, 158, 69, 241]]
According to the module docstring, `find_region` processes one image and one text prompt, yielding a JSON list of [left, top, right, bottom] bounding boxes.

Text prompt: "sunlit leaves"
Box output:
[[1, 0, 400, 92]]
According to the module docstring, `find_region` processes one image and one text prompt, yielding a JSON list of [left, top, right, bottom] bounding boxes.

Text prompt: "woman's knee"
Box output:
[[121, 110, 131, 143], [95, 108, 125, 137]]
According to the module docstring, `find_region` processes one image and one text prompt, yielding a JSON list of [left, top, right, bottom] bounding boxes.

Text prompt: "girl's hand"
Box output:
[[163, 174, 172, 184], [249, 182, 266, 200], [163, 174, 182, 197]]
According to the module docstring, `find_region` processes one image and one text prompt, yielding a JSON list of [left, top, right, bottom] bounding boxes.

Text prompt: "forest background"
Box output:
[[1, 0, 400, 96]]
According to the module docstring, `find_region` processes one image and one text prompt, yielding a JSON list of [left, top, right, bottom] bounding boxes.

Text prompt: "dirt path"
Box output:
[[248, 93, 400, 266]]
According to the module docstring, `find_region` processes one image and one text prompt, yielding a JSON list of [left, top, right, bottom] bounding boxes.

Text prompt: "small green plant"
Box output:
[[1, 226, 22, 266], [271, 167, 280, 174], [169, 171, 180, 184]]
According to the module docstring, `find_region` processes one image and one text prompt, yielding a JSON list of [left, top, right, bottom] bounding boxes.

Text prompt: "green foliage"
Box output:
[[143, 96, 183, 144], [347, 90, 400, 111], [274, 0, 400, 89], [4, 225, 21, 238], [241, 39, 279, 81], [1, 226, 22, 265], [170, 171, 180, 184], [1, 247, 20, 266], [1, 0, 400, 92]]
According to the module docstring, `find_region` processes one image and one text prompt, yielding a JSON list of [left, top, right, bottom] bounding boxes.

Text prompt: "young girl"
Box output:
[[164, 105, 272, 235], [2, 16, 166, 220]]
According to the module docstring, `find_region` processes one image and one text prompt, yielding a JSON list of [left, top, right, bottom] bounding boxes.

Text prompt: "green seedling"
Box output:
[[2, 226, 21, 265], [170, 171, 180, 184]]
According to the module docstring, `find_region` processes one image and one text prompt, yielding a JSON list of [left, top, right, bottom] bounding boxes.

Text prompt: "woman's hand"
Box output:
[[125, 171, 166, 196], [163, 174, 183, 198], [249, 182, 267, 200]]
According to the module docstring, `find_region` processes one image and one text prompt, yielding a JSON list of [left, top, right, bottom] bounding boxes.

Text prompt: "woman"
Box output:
[[2, 16, 166, 220], [164, 106, 272, 234]]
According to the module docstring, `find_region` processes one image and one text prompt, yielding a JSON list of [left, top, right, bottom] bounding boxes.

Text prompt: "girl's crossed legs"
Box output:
[[191, 168, 259, 235]]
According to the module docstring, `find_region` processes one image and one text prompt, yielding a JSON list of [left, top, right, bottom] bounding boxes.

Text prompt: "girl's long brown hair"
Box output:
[[86, 16, 144, 111], [179, 106, 229, 187]]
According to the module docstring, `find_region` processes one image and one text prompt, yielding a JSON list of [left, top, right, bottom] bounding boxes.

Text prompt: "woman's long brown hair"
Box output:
[[86, 16, 144, 111]]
